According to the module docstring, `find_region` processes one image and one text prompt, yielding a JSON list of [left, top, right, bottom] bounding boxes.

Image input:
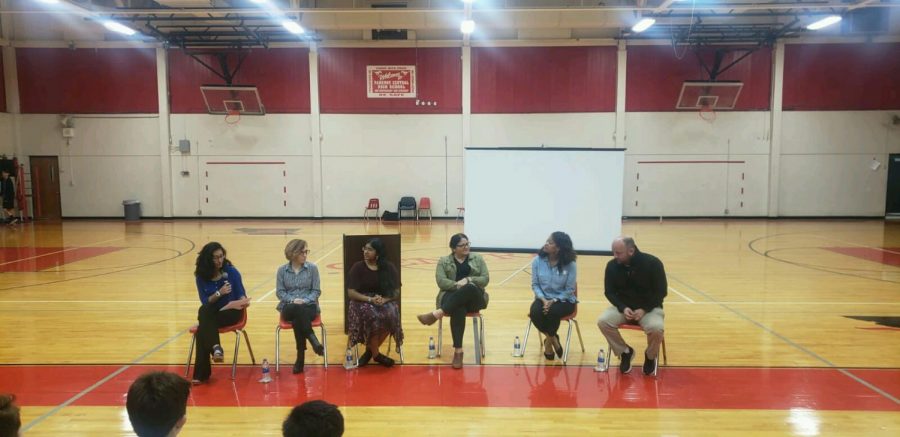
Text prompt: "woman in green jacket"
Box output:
[[417, 233, 489, 369]]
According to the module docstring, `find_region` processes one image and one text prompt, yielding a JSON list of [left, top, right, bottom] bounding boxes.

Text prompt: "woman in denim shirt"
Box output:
[[276, 239, 325, 374], [530, 231, 577, 360]]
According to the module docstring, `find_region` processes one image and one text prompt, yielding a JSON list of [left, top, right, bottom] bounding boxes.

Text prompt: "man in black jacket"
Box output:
[[598, 237, 667, 376]]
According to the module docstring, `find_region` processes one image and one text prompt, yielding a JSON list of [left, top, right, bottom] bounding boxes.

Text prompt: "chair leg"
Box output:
[[320, 323, 328, 368], [275, 325, 281, 372], [231, 330, 241, 380], [437, 317, 443, 357], [398, 341, 405, 364], [479, 315, 485, 359], [243, 330, 256, 365], [661, 338, 667, 365], [472, 316, 482, 365], [184, 334, 196, 378], [518, 319, 533, 356], [574, 320, 585, 352], [563, 320, 574, 364]]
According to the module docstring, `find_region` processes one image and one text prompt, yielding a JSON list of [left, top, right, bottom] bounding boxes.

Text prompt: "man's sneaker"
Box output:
[[643, 354, 658, 376], [619, 347, 633, 374]]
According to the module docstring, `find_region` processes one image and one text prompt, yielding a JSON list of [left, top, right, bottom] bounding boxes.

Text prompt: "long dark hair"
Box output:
[[194, 242, 232, 280], [368, 238, 398, 298], [539, 231, 577, 272]]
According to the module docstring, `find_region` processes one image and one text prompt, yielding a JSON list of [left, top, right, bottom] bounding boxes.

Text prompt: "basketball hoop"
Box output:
[[699, 104, 717, 122], [225, 109, 241, 125]]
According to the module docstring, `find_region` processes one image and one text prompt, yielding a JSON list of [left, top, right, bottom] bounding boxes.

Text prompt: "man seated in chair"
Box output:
[[598, 237, 667, 376]]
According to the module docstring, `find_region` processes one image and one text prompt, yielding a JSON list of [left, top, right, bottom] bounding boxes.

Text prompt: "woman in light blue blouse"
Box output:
[[530, 231, 577, 361], [276, 239, 325, 374]]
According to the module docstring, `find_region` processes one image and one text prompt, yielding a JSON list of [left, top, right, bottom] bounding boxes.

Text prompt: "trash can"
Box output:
[[123, 200, 141, 221]]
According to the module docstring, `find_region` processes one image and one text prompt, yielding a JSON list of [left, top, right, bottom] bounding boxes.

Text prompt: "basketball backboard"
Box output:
[[676, 81, 744, 110], [200, 85, 265, 115]]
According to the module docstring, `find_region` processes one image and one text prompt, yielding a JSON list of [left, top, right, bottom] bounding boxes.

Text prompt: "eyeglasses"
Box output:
[[362, 246, 374, 252], [296, 249, 310, 255], [456, 242, 471, 248]]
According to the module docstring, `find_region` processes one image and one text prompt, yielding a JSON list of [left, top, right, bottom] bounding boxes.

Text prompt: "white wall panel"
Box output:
[[19, 115, 159, 156], [782, 111, 898, 154], [471, 113, 616, 148], [171, 114, 313, 156], [59, 156, 162, 217], [320, 114, 462, 156], [779, 154, 888, 216], [198, 158, 314, 217], [322, 156, 462, 217], [0, 114, 13, 156], [625, 112, 771, 155], [623, 154, 769, 217]]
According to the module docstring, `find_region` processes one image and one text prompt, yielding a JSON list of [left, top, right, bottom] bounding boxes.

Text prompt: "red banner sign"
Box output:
[[366, 65, 417, 98]]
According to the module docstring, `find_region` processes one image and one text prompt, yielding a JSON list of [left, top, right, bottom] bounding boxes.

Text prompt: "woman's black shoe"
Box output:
[[358, 350, 372, 367], [552, 336, 564, 358], [373, 353, 395, 368], [308, 333, 325, 356], [292, 353, 305, 374]]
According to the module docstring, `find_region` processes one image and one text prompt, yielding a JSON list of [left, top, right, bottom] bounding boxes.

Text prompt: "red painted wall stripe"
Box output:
[[626, 45, 771, 112], [637, 160, 746, 164], [206, 161, 286, 165], [17, 48, 158, 114], [783, 43, 900, 111], [318, 47, 462, 114], [168, 49, 311, 114], [472, 46, 617, 113]]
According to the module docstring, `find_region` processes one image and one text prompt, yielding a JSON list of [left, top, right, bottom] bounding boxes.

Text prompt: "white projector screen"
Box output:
[[464, 147, 624, 254]]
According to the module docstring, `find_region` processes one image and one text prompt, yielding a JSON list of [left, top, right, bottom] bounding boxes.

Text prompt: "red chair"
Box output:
[[417, 197, 433, 221], [275, 314, 328, 371], [456, 207, 465, 221], [363, 198, 380, 221], [184, 309, 256, 380], [517, 286, 584, 364], [606, 323, 668, 367], [436, 311, 485, 364]]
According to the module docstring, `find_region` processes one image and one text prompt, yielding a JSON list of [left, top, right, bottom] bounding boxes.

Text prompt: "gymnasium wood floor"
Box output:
[[1, 218, 899, 436]]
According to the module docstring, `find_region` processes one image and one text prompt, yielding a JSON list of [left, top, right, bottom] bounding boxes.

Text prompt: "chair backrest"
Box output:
[[563, 284, 579, 319], [367, 198, 380, 209], [419, 197, 431, 209], [398, 196, 416, 209]]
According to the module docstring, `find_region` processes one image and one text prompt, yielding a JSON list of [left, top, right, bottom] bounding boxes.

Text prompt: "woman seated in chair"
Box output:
[[529, 231, 577, 361], [193, 242, 251, 384], [276, 239, 325, 374], [346, 238, 403, 367], [416, 233, 490, 369]]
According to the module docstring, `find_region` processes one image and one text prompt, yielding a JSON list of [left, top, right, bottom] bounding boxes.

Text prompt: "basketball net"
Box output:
[[225, 109, 241, 125], [698, 103, 716, 122]]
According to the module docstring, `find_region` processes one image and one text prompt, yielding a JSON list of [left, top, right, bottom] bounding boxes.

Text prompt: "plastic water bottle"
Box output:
[[513, 336, 522, 357], [258, 358, 272, 383], [594, 348, 608, 372], [427, 336, 436, 359], [344, 348, 356, 370]]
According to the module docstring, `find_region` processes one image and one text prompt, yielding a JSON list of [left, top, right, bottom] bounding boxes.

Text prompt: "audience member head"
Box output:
[[539, 231, 577, 271], [126, 371, 191, 437], [194, 241, 230, 280], [282, 400, 344, 437], [0, 169, 8, 180], [0, 394, 21, 437], [611, 236, 637, 265], [284, 239, 309, 262]]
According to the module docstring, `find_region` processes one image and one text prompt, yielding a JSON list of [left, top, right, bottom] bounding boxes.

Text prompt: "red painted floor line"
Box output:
[[0, 247, 123, 272], [824, 246, 900, 268], [2, 365, 898, 411]]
